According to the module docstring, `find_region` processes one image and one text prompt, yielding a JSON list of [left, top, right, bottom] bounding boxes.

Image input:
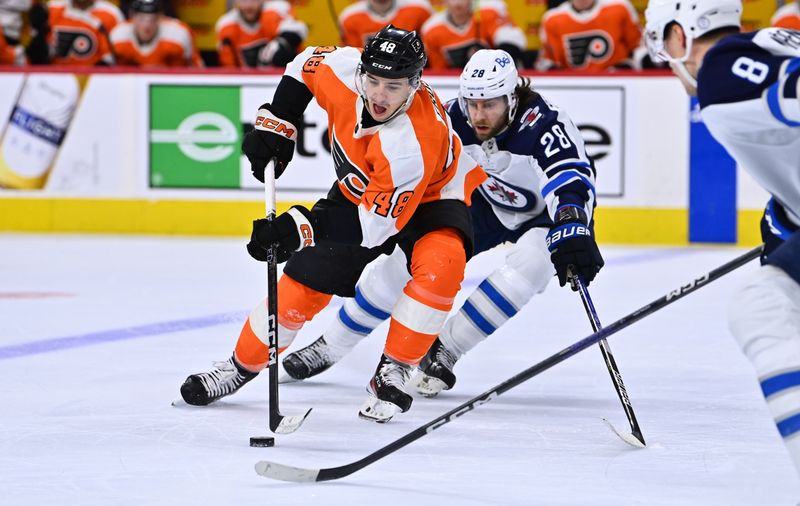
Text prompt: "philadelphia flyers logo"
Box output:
[[54, 28, 98, 59], [564, 31, 613, 67]]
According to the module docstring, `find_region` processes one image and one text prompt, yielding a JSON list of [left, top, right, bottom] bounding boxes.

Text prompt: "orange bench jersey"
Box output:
[[421, 0, 525, 69], [0, 26, 24, 64], [282, 45, 485, 247], [111, 18, 202, 67], [338, 0, 433, 48], [48, 1, 116, 65], [772, 3, 800, 30], [216, 1, 304, 68], [539, 0, 641, 71]]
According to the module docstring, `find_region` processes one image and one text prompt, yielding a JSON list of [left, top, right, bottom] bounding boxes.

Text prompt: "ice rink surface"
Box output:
[[2, 233, 799, 505]]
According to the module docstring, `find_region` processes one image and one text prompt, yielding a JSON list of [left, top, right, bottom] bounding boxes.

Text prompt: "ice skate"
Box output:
[[180, 355, 257, 406], [358, 354, 413, 423], [411, 338, 458, 398], [282, 336, 341, 380]]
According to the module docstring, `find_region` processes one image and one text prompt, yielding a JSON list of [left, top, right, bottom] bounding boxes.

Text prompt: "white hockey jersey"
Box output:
[[446, 92, 595, 231], [698, 28, 800, 227]]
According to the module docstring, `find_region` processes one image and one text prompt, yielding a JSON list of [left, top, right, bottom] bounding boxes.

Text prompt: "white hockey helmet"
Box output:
[[644, 0, 742, 64], [458, 49, 519, 124]]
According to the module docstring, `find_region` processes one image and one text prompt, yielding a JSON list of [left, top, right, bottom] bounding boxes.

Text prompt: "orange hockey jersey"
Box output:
[[539, 0, 641, 71], [48, 0, 117, 65], [338, 0, 432, 48], [279, 45, 485, 247], [421, 0, 526, 69], [0, 26, 24, 64], [216, 1, 306, 68], [771, 3, 800, 30], [111, 18, 202, 67]]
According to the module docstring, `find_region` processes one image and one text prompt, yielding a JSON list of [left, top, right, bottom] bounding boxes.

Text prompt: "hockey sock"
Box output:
[[234, 274, 333, 371], [385, 229, 465, 365]]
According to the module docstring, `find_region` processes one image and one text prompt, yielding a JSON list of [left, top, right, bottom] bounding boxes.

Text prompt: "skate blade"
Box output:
[[358, 397, 398, 423], [411, 374, 446, 398]]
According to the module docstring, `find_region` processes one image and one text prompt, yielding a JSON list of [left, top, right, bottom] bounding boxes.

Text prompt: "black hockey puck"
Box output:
[[249, 436, 275, 448]]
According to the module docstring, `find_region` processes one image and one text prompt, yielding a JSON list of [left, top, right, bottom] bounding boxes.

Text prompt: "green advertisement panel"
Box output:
[[149, 85, 240, 188]]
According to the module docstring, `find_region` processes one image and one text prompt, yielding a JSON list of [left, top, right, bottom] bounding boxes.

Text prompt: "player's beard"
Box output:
[[472, 116, 508, 141]]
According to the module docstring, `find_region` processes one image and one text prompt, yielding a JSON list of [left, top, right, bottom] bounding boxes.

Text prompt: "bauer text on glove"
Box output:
[[545, 205, 604, 287]]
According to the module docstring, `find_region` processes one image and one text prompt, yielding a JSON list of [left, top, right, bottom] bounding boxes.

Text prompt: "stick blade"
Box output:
[[601, 418, 646, 448], [255, 460, 321, 482], [272, 408, 313, 434]]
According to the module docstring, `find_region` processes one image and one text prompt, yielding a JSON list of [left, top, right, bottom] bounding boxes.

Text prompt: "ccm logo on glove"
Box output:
[[254, 111, 298, 141], [287, 208, 315, 249]]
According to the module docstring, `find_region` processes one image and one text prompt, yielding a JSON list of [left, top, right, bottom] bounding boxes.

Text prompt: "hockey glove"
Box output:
[[247, 206, 316, 263], [546, 205, 604, 289], [241, 103, 298, 182], [257, 32, 303, 67]]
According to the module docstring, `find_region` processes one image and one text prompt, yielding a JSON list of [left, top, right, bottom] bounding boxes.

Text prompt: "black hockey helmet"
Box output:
[[131, 0, 161, 14], [360, 25, 427, 80]]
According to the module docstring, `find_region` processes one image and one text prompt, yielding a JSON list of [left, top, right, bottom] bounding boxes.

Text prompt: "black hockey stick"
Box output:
[[264, 160, 311, 434], [571, 273, 645, 447], [255, 245, 762, 482]]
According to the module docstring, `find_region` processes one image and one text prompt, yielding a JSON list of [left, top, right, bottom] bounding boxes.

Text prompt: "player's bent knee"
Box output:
[[358, 247, 410, 312], [729, 265, 800, 359], [505, 229, 554, 294], [409, 228, 467, 303]]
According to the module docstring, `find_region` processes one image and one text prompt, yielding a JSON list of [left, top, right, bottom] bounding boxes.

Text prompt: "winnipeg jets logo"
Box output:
[[486, 180, 519, 204], [564, 31, 613, 67], [478, 176, 536, 212], [518, 106, 541, 131]]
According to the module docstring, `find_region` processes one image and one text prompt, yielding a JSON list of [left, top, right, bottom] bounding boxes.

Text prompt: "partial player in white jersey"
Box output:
[[645, 0, 800, 477], [280, 49, 604, 397]]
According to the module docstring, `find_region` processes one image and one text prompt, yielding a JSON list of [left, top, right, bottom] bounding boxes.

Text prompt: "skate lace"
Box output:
[[434, 343, 458, 370], [198, 359, 242, 398], [378, 360, 411, 389], [296, 339, 332, 371]]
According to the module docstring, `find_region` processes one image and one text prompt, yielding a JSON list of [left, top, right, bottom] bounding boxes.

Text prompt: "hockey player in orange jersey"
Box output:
[[338, 0, 432, 48], [180, 25, 486, 423], [0, 26, 25, 64], [47, 0, 123, 65], [421, 0, 526, 69], [538, 0, 641, 71], [111, 0, 201, 67], [216, 0, 308, 68], [771, 3, 800, 30]]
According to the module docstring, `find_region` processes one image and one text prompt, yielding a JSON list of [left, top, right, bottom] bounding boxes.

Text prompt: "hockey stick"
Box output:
[[264, 159, 311, 434], [571, 273, 645, 448], [254, 245, 762, 481]]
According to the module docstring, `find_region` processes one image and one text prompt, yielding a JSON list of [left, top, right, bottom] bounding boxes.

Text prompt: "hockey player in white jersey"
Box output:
[[281, 49, 604, 396], [645, 0, 800, 476]]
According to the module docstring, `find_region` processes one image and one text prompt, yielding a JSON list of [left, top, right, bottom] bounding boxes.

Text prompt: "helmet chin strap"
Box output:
[[672, 60, 698, 90]]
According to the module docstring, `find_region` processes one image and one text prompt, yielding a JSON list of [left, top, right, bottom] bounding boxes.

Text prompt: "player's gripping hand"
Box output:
[[241, 103, 298, 182], [546, 205, 604, 288], [247, 206, 316, 263]]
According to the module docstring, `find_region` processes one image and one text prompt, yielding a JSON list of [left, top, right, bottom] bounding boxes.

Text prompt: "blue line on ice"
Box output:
[[1, 248, 696, 360], [0, 311, 249, 360]]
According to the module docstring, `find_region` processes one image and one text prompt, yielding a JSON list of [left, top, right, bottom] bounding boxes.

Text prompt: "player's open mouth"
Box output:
[[372, 104, 388, 115]]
